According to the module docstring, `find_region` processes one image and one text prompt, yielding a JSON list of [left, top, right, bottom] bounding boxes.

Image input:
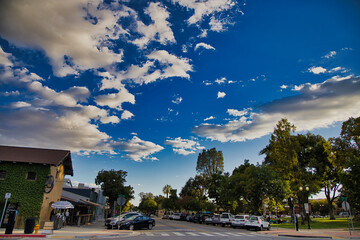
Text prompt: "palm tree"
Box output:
[[162, 184, 172, 198]]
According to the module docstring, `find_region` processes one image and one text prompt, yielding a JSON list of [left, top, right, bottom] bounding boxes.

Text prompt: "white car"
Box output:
[[220, 213, 233, 227], [231, 215, 249, 228], [172, 213, 181, 220], [245, 216, 270, 231]]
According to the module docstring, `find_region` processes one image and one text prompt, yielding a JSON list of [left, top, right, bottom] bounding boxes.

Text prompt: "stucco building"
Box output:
[[0, 145, 73, 228]]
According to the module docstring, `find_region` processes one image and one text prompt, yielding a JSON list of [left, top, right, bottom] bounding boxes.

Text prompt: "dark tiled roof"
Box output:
[[0, 145, 73, 176]]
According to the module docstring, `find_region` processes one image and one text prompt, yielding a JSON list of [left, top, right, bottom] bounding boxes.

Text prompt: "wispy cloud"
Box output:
[[194, 75, 360, 142], [164, 137, 204, 155], [323, 51, 337, 59], [194, 42, 215, 51]]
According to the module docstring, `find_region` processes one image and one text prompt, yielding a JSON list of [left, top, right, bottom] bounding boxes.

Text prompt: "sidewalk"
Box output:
[[260, 227, 360, 239], [0, 220, 136, 239]]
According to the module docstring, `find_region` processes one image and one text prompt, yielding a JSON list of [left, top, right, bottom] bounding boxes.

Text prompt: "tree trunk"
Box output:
[[328, 202, 335, 220]]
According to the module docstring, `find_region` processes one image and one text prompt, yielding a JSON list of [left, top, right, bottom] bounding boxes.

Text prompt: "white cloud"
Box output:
[[113, 136, 164, 162], [0, 108, 113, 153], [132, 2, 175, 48], [164, 137, 204, 155], [194, 75, 360, 142], [0, 0, 126, 77], [217, 91, 226, 99], [11, 101, 31, 108], [121, 110, 134, 120], [0, 46, 13, 67], [95, 88, 135, 110], [280, 85, 289, 89], [308, 66, 327, 74], [215, 77, 226, 84], [101, 50, 193, 87], [323, 51, 337, 59], [204, 116, 216, 121], [172, 95, 183, 104], [209, 16, 232, 32], [194, 42, 215, 51], [227, 108, 251, 117], [172, 0, 236, 25]]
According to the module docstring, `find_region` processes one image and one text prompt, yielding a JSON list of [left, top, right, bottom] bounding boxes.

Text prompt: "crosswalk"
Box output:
[[139, 231, 267, 237]]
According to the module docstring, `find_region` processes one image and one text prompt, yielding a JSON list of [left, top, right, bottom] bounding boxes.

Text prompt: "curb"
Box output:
[[0, 234, 46, 238], [278, 234, 332, 239]]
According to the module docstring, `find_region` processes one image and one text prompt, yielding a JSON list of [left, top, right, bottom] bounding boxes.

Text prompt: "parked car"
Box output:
[[211, 214, 221, 225], [162, 214, 169, 219], [118, 215, 155, 230], [220, 213, 233, 227], [180, 213, 187, 221], [109, 212, 141, 229], [204, 214, 213, 225], [245, 216, 270, 231], [186, 214, 194, 222], [231, 215, 249, 228], [172, 213, 181, 220]]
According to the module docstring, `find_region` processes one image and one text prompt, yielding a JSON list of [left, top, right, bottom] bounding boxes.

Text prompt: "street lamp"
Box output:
[[299, 186, 311, 229]]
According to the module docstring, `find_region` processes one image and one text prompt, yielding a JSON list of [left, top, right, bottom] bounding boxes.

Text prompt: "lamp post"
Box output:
[[299, 186, 311, 229]]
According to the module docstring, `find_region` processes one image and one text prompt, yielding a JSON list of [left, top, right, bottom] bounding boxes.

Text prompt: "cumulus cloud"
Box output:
[[0, 0, 126, 77], [194, 75, 360, 142], [121, 110, 134, 120], [0, 47, 13, 67], [95, 88, 135, 110], [194, 42, 215, 51], [172, 0, 236, 25], [323, 51, 337, 59], [217, 91, 226, 99], [101, 50, 193, 87], [132, 2, 175, 48], [164, 137, 204, 155], [113, 136, 164, 162], [204, 116, 216, 121], [308, 66, 327, 74]]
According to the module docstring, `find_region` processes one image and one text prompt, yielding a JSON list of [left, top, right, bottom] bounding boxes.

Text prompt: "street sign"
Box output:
[[5, 193, 11, 199], [304, 203, 310, 214], [117, 196, 126, 206], [342, 201, 350, 211]]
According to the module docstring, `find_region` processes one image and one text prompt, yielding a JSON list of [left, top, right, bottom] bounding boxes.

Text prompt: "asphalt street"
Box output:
[[113, 219, 332, 240]]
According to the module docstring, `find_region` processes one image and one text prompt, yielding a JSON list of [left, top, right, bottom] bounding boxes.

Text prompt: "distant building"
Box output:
[[60, 180, 106, 224], [0, 145, 73, 228]]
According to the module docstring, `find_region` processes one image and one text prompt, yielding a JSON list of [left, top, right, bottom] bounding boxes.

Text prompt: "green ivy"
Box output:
[[0, 162, 50, 222]]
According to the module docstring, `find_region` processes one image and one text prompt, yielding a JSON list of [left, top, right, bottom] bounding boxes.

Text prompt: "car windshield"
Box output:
[[126, 215, 139, 221], [235, 216, 244, 219], [250, 216, 258, 221], [221, 214, 229, 218]]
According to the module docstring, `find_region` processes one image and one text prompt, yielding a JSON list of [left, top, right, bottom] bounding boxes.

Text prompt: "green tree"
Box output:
[[139, 198, 158, 214], [261, 119, 323, 223], [162, 184, 172, 198], [95, 169, 134, 206], [338, 116, 360, 213], [196, 148, 224, 181]]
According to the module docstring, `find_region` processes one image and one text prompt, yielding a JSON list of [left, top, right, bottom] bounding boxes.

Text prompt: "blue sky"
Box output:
[[0, 0, 359, 205]]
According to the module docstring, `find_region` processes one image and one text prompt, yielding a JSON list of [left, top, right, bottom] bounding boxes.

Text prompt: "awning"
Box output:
[[79, 199, 104, 208]]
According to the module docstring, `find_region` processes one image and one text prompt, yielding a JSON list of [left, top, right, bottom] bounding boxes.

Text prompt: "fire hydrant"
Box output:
[[34, 224, 40, 234]]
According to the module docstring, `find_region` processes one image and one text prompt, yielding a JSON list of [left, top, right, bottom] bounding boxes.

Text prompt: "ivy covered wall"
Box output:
[[0, 162, 50, 221]]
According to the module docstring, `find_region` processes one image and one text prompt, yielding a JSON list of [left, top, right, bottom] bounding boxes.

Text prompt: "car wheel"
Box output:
[[129, 225, 134, 231], [259, 225, 263, 231], [148, 223, 153, 230], [267, 225, 271, 231], [221, 223, 225, 227]]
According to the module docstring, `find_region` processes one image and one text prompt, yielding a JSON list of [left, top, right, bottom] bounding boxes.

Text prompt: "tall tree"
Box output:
[[196, 148, 224, 180], [95, 169, 134, 205], [338, 116, 360, 213], [162, 184, 172, 198]]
